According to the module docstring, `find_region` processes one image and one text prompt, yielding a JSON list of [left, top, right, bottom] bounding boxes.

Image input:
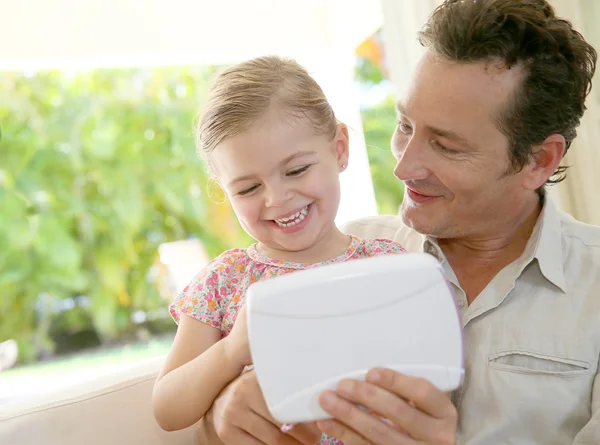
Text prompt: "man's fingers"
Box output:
[[229, 370, 312, 445], [241, 411, 306, 445], [318, 391, 415, 445], [287, 422, 323, 445], [335, 378, 437, 440], [366, 368, 457, 419], [317, 419, 370, 445], [230, 429, 271, 445]]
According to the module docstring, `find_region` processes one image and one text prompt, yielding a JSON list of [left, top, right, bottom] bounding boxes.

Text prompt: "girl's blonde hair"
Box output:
[[196, 55, 338, 156]]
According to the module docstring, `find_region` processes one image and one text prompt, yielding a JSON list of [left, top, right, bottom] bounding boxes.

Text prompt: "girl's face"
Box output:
[[210, 108, 349, 257]]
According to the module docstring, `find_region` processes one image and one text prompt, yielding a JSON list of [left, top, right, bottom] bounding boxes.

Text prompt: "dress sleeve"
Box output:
[[168, 252, 239, 330]]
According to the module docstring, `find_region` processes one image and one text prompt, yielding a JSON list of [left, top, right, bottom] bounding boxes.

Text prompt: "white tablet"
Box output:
[[247, 253, 464, 424]]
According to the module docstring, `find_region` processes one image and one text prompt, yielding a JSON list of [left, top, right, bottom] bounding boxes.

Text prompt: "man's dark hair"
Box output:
[[419, 0, 597, 186]]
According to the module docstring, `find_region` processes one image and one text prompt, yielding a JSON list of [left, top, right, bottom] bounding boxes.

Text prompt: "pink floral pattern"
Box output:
[[169, 236, 406, 445]]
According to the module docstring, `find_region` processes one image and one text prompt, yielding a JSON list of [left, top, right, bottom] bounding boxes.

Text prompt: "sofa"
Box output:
[[0, 356, 198, 445]]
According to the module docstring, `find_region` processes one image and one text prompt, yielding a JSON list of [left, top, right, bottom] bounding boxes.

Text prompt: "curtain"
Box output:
[[547, 0, 600, 226]]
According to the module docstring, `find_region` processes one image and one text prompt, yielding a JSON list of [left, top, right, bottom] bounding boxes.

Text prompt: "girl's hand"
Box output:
[[223, 305, 252, 368]]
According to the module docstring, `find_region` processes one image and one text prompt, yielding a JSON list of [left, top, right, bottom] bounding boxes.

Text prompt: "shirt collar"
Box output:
[[420, 195, 567, 293], [422, 236, 445, 263], [531, 196, 567, 292]]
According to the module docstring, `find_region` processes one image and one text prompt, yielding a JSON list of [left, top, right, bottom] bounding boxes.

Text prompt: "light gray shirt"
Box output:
[[342, 197, 600, 444]]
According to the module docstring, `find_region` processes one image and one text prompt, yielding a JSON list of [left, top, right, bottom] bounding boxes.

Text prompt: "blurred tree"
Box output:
[[355, 31, 404, 215], [0, 67, 252, 361], [360, 95, 404, 215], [355, 29, 389, 84]]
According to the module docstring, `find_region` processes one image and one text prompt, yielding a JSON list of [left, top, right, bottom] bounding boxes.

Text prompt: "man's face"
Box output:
[[393, 51, 534, 239]]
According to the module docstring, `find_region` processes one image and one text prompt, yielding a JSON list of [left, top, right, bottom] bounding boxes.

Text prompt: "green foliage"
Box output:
[[355, 57, 385, 85], [0, 68, 252, 361], [361, 94, 404, 215]]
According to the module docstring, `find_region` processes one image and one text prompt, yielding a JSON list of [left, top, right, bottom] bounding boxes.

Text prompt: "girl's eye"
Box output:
[[287, 165, 310, 176], [238, 184, 259, 196]]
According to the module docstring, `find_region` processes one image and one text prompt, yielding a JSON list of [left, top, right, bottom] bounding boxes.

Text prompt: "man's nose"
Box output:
[[393, 136, 429, 181]]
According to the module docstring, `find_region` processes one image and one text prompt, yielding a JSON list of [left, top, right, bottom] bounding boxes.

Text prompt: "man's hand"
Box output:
[[198, 370, 322, 445], [316, 368, 457, 445]]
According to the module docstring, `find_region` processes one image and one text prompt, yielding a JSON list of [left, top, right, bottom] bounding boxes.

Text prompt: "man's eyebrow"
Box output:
[[227, 150, 317, 187], [428, 126, 476, 150], [396, 100, 476, 150], [395, 100, 407, 116]]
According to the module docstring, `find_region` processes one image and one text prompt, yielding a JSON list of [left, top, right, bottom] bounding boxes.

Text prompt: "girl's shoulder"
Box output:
[[354, 237, 407, 257], [170, 247, 254, 324], [210, 247, 252, 267], [193, 247, 253, 282]]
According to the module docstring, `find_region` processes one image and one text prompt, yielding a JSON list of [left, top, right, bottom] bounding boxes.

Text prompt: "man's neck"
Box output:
[[437, 198, 543, 303]]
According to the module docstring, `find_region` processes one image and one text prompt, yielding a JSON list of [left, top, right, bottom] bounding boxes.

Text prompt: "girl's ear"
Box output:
[[335, 123, 350, 172]]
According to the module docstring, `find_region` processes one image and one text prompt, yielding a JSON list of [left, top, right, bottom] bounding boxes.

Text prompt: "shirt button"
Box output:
[[458, 300, 465, 308]]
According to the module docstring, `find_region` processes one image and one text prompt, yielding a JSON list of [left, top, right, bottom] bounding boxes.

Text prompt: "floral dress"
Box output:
[[170, 235, 406, 444]]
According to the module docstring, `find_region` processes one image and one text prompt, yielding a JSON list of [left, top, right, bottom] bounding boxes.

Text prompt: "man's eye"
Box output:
[[397, 121, 412, 135], [238, 184, 259, 196], [287, 165, 310, 176], [431, 140, 459, 154]]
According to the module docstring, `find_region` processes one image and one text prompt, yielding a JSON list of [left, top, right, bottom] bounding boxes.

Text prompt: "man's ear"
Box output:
[[335, 123, 350, 172], [521, 133, 565, 190]]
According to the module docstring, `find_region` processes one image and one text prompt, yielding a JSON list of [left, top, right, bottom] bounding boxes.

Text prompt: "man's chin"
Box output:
[[400, 206, 425, 232], [400, 207, 443, 237]]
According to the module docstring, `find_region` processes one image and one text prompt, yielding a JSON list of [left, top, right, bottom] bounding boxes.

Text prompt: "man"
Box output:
[[198, 1, 600, 444]]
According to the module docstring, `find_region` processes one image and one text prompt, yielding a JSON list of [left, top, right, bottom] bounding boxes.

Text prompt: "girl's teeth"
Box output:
[[275, 206, 309, 227]]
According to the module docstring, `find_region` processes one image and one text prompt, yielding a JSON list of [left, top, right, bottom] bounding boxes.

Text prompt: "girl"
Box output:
[[152, 55, 405, 441]]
